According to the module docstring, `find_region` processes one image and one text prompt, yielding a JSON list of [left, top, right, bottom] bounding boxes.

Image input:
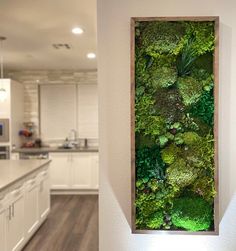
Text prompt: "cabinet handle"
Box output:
[[12, 204, 14, 218], [8, 206, 11, 221], [40, 181, 43, 192]]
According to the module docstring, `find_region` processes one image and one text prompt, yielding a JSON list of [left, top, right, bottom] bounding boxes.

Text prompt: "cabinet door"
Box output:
[[10, 153, 19, 160], [7, 190, 25, 251], [24, 178, 39, 237], [77, 84, 98, 138], [49, 153, 71, 189], [0, 207, 6, 251], [91, 154, 99, 189], [38, 172, 50, 220], [71, 153, 93, 189]]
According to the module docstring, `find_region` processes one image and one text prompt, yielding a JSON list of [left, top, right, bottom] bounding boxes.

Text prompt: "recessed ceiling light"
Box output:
[[87, 53, 96, 59], [72, 27, 84, 34]]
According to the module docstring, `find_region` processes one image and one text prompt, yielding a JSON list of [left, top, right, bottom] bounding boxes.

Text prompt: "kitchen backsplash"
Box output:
[[6, 70, 97, 137]]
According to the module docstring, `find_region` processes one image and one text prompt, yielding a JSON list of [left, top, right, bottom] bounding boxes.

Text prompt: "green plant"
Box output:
[[185, 22, 215, 56], [178, 76, 203, 106], [161, 144, 180, 164], [136, 146, 166, 180], [177, 36, 197, 76], [189, 89, 214, 126], [166, 159, 198, 188], [181, 113, 199, 131], [171, 196, 213, 231], [135, 93, 166, 139], [146, 211, 164, 229]]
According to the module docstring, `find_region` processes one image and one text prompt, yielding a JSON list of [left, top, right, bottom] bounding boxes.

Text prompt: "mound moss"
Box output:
[[161, 144, 181, 164], [171, 196, 213, 231], [167, 159, 198, 189]]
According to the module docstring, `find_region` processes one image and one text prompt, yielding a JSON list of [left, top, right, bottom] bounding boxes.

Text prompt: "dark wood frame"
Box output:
[[131, 16, 219, 235]]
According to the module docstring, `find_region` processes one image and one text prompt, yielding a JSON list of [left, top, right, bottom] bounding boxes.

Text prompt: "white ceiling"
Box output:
[[0, 0, 97, 70]]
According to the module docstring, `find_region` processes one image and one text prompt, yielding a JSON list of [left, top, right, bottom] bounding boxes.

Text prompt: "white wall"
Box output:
[[97, 0, 236, 250]]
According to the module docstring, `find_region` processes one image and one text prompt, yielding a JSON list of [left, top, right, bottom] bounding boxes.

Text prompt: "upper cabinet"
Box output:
[[77, 84, 98, 139], [40, 84, 98, 141], [40, 84, 77, 140]]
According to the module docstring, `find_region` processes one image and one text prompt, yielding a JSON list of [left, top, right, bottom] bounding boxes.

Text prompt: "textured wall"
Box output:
[[6, 70, 97, 135], [97, 0, 236, 250]]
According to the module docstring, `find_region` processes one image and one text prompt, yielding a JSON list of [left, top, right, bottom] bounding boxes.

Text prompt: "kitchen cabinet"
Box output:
[[6, 185, 25, 251], [40, 84, 77, 141], [77, 84, 98, 138], [0, 201, 6, 251], [49, 153, 71, 189], [10, 153, 19, 160], [24, 177, 39, 237], [38, 170, 50, 221], [91, 155, 99, 189], [40, 83, 98, 141], [49, 152, 99, 191], [71, 153, 92, 189], [0, 161, 50, 251]]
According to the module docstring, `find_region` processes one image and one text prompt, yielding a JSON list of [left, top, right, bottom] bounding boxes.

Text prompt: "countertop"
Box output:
[[0, 160, 51, 192], [12, 146, 99, 153]]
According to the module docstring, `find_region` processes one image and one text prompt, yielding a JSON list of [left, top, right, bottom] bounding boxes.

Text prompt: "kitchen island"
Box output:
[[0, 160, 51, 251]]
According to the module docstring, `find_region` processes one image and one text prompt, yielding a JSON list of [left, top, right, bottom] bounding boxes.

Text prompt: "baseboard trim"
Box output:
[[50, 189, 99, 195]]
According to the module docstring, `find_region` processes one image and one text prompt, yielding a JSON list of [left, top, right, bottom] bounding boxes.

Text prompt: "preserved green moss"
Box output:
[[182, 132, 201, 145], [155, 88, 184, 124], [149, 66, 177, 88], [161, 144, 181, 164], [166, 159, 198, 189], [136, 21, 186, 57], [171, 196, 213, 231], [178, 76, 203, 106], [135, 20, 216, 231]]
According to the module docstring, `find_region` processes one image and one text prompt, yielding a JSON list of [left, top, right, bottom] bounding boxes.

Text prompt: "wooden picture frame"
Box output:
[[131, 16, 219, 235]]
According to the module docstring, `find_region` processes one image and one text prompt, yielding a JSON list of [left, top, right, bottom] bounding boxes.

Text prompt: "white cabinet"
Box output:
[[24, 177, 39, 237], [0, 164, 50, 251], [71, 153, 93, 189], [10, 153, 19, 160], [0, 204, 6, 251], [49, 153, 71, 189], [49, 152, 99, 191], [6, 185, 25, 251], [38, 171, 50, 221], [91, 155, 99, 189], [40, 84, 77, 141]]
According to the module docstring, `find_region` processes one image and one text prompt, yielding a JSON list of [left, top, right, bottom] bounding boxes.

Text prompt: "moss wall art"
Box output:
[[131, 17, 219, 234]]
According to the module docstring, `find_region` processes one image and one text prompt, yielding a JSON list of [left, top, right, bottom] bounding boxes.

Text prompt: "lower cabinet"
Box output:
[[38, 171, 50, 221], [71, 153, 93, 189], [0, 166, 50, 251], [24, 178, 39, 237], [0, 205, 6, 251], [49, 152, 99, 190], [6, 185, 25, 251], [49, 153, 70, 190]]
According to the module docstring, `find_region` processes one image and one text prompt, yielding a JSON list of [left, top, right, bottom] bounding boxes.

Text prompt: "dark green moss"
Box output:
[[189, 88, 214, 126]]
